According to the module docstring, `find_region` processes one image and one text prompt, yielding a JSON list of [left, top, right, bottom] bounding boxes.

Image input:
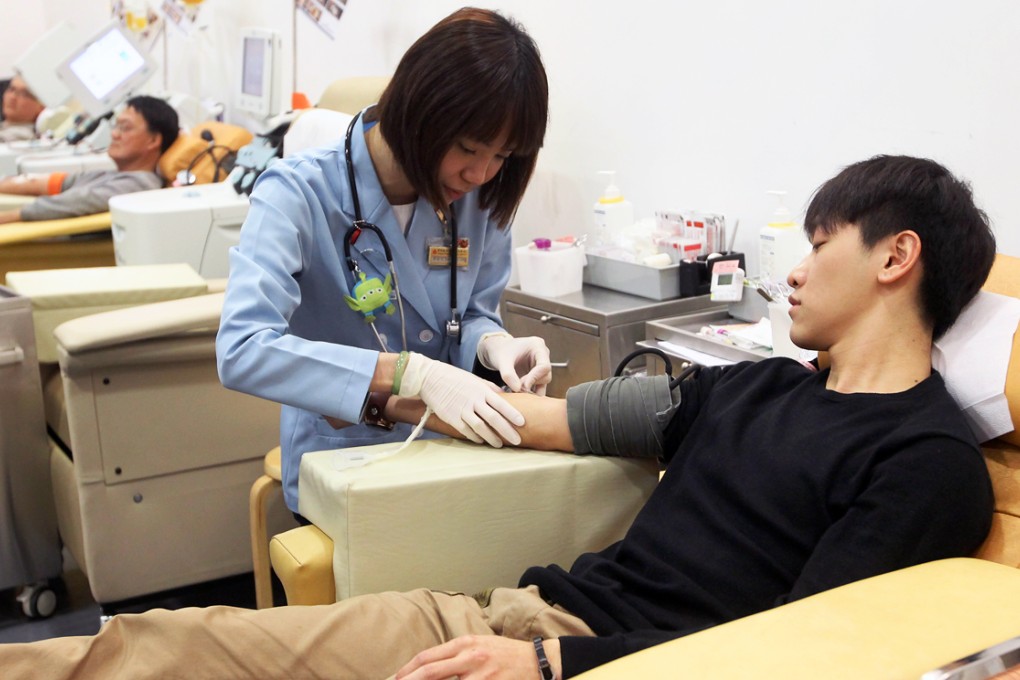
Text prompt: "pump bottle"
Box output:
[[592, 171, 634, 245], [759, 190, 809, 284]]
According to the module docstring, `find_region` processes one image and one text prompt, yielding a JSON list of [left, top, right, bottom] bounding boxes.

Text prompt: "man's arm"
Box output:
[[0, 209, 23, 224], [328, 373, 680, 459], [385, 392, 573, 451], [0, 174, 49, 195]]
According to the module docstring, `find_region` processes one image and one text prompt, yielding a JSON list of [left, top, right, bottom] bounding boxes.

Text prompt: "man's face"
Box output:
[[787, 224, 881, 351], [107, 106, 161, 167], [2, 76, 45, 125]]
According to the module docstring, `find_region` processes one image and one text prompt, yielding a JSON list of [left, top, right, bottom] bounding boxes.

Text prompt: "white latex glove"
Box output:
[[397, 352, 524, 447], [477, 332, 553, 396]]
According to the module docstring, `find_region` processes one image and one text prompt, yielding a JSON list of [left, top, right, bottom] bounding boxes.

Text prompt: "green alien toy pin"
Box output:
[[344, 272, 396, 323]]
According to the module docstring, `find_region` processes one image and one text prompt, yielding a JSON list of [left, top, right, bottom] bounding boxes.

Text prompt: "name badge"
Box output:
[[426, 237, 469, 269]]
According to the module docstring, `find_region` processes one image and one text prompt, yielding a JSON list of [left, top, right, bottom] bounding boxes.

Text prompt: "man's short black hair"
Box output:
[[125, 95, 179, 154], [805, 155, 996, 339]]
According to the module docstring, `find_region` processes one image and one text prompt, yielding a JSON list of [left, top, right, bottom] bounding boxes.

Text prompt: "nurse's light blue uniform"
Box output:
[[216, 116, 511, 512]]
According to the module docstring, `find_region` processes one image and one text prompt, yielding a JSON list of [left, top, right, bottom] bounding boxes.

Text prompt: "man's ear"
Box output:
[[148, 132, 163, 155], [877, 229, 922, 284]]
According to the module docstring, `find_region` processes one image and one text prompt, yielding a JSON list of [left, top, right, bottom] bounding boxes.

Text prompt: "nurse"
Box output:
[[217, 7, 552, 514]]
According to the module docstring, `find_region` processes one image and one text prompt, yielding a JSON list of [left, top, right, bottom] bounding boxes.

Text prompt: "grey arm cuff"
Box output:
[[565, 374, 679, 458]]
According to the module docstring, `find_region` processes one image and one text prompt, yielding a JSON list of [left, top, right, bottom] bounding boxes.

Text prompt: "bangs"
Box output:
[[458, 71, 546, 157]]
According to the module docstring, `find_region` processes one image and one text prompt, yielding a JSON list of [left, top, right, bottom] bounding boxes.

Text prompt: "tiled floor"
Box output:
[[0, 569, 280, 644]]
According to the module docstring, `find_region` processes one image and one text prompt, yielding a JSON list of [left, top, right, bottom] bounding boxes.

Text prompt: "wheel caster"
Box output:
[[16, 582, 58, 619]]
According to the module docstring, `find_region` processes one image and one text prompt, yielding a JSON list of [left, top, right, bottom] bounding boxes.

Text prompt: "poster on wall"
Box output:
[[296, 0, 346, 40], [159, 0, 207, 37], [111, 0, 163, 51]]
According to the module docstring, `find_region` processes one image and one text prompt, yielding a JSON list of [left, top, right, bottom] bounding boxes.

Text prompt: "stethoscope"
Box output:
[[342, 110, 462, 351]]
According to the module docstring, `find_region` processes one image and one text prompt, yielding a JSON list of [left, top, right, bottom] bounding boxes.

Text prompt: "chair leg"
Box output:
[[249, 474, 278, 609]]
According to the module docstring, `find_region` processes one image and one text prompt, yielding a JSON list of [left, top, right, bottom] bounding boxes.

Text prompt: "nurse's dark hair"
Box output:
[[374, 7, 548, 227], [126, 95, 180, 154], [804, 154, 996, 339]]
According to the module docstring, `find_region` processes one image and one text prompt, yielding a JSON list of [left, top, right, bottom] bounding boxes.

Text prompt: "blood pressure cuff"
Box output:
[[565, 374, 679, 459]]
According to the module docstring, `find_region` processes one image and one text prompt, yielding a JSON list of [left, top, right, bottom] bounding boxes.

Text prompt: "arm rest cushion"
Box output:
[[575, 558, 1020, 680], [269, 525, 336, 606], [0, 212, 111, 246]]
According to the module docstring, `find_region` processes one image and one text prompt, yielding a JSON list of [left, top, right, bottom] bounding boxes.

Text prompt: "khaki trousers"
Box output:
[[0, 586, 593, 679]]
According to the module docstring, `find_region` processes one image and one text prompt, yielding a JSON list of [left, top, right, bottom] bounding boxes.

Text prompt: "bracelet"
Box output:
[[392, 351, 410, 395], [533, 637, 554, 680]]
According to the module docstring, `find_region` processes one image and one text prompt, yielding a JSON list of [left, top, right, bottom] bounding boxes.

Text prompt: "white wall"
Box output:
[[0, 4, 48, 78], [6, 0, 1020, 264]]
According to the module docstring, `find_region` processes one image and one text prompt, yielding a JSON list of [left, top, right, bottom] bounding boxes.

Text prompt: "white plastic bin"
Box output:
[[514, 241, 585, 298]]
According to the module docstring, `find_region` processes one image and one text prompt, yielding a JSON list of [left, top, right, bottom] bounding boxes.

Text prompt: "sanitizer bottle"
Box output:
[[593, 171, 634, 245], [759, 190, 809, 284]]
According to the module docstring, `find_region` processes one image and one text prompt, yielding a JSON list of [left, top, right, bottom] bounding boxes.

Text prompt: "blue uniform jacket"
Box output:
[[216, 115, 512, 511]]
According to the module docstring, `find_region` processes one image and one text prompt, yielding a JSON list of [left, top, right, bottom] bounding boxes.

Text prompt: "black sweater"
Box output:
[[520, 359, 993, 677]]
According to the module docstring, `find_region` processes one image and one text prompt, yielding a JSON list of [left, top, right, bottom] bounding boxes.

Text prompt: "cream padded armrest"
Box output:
[[7, 263, 208, 362], [0, 212, 112, 246], [299, 438, 658, 601], [53, 292, 224, 354], [0, 192, 35, 210]]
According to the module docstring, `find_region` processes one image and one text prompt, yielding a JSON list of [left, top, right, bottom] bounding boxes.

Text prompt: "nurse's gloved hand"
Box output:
[[397, 352, 524, 448], [477, 332, 553, 396]]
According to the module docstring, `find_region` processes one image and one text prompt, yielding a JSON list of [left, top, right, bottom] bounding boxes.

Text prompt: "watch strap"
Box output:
[[361, 391, 394, 430], [533, 637, 555, 680]]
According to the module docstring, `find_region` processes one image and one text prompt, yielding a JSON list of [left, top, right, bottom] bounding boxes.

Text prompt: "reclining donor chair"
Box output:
[[4, 264, 286, 615], [265, 254, 1020, 679]]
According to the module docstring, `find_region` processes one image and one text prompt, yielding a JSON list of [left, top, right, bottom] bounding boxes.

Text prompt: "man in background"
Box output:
[[0, 75, 45, 144], [0, 95, 178, 224]]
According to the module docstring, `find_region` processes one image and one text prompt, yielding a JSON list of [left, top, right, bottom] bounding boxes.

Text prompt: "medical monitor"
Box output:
[[236, 28, 282, 119], [13, 21, 84, 108], [55, 23, 156, 117]]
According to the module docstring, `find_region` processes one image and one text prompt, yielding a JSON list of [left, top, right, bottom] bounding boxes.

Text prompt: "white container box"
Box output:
[[514, 242, 585, 298]]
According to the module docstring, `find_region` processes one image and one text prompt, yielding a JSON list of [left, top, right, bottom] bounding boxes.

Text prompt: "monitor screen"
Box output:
[[56, 23, 156, 117], [242, 37, 266, 97], [236, 29, 280, 118], [69, 28, 147, 101]]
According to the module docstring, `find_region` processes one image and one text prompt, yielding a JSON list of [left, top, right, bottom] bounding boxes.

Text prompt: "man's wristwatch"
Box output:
[[361, 391, 394, 430], [533, 637, 555, 680]]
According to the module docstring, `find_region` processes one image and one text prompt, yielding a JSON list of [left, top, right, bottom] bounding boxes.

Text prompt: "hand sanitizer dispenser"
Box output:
[[758, 190, 809, 284], [593, 171, 634, 245]]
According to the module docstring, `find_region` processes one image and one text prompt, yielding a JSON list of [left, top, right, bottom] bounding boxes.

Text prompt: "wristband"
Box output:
[[533, 637, 554, 680], [392, 351, 409, 395]]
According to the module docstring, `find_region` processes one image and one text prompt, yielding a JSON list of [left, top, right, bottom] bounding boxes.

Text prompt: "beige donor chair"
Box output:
[[6, 264, 286, 615], [266, 255, 1020, 680]]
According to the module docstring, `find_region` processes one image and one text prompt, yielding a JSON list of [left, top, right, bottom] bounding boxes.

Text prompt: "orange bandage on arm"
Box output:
[[46, 172, 68, 195]]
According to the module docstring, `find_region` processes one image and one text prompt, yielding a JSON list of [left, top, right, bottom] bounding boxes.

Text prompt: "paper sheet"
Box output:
[[933, 291, 1020, 442]]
